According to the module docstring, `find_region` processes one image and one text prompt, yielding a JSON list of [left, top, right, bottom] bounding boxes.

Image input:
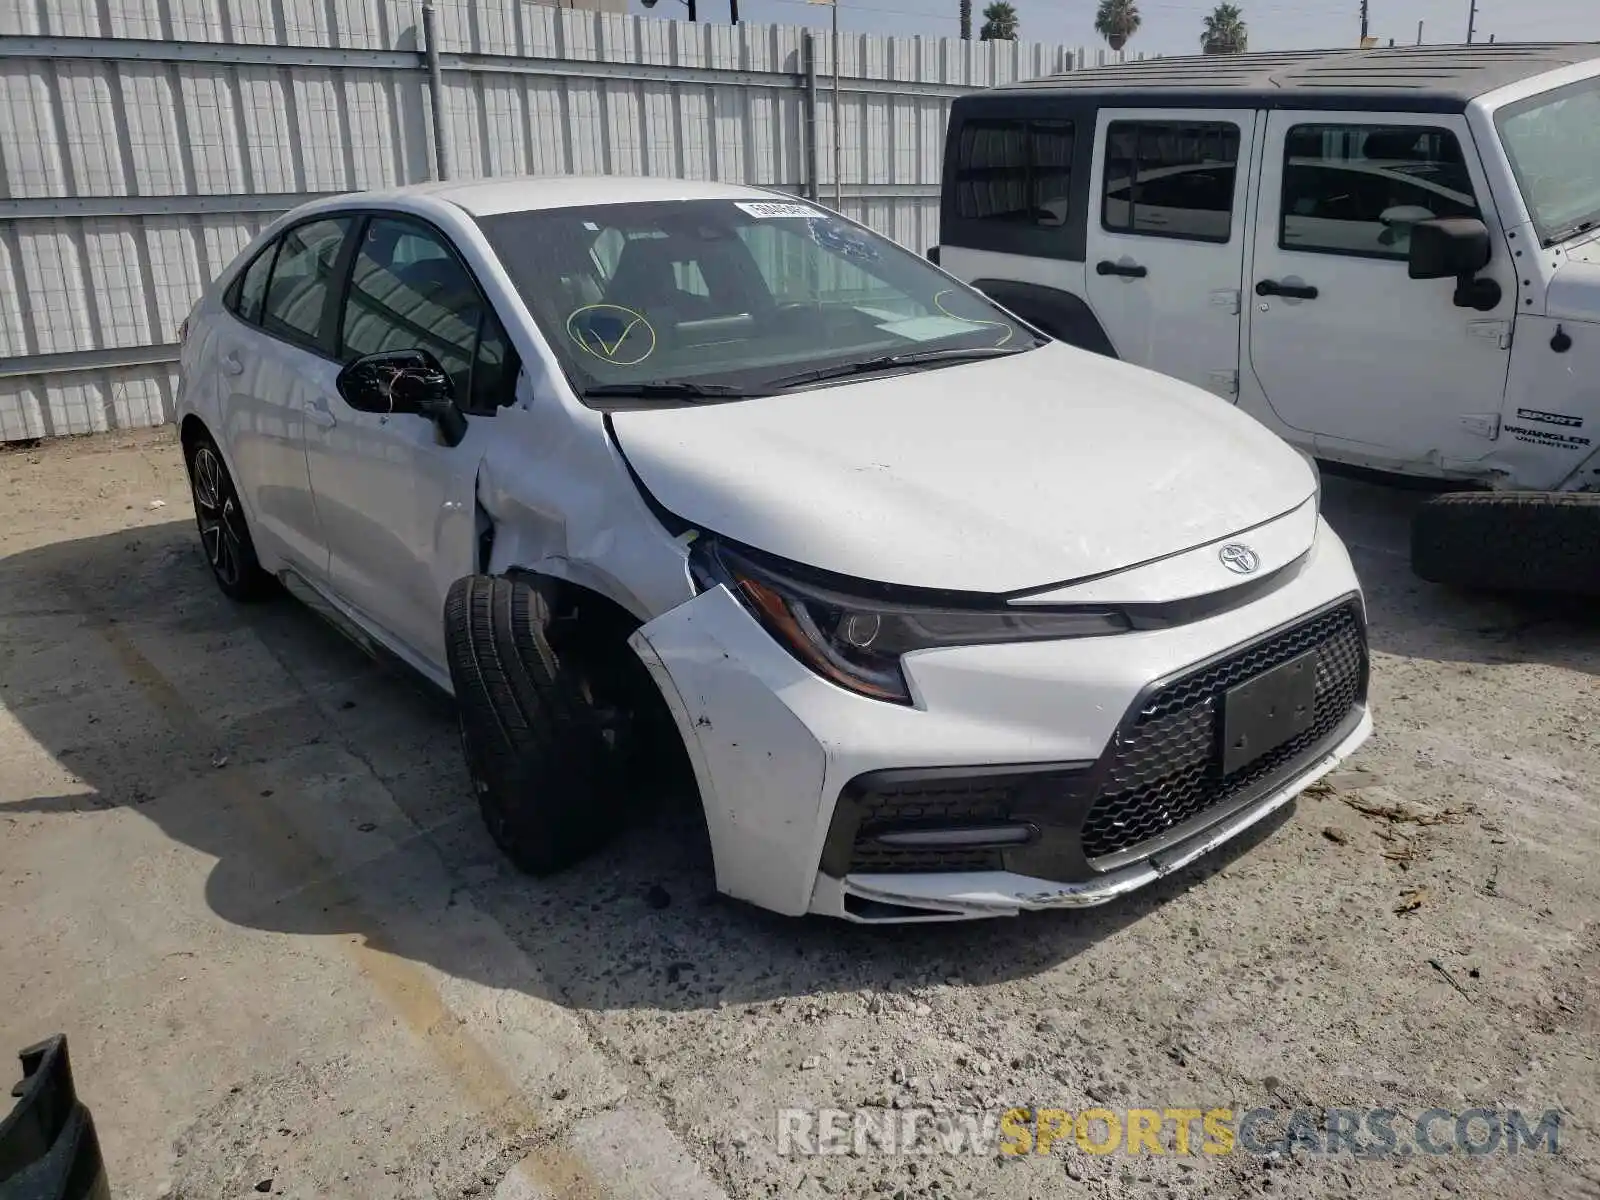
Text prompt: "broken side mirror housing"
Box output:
[[336, 349, 468, 446], [1409, 218, 1501, 312]]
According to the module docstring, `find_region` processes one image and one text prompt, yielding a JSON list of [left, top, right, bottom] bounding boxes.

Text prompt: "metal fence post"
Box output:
[[421, 3, 451, 180], [805, 32, 821, 201]]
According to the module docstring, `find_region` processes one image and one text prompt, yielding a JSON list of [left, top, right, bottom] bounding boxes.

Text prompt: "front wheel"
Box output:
[[443, 575, 619, 875], [184, 431, 275, 601]]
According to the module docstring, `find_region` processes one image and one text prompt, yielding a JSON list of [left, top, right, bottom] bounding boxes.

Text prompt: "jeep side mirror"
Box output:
[[336, 349, 468, 446], [1408, 218, 1500, 312], [925, 245, 941, 265]]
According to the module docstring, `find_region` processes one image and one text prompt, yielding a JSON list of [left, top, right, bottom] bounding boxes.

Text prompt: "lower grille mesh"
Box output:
[[1079, 602, 1367, 861]]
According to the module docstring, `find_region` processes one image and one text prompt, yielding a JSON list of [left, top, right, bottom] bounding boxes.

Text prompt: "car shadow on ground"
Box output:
[[0, 496, 1592, 1017]]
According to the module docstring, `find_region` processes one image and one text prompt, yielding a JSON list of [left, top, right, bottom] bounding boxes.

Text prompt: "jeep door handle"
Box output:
[[221, 352, 244, 376], [1256, 279, 1319, 300], [1096, 260, 1148, 279]]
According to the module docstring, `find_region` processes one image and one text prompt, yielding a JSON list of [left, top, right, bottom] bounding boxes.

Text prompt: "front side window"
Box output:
[[476, 199, 1038, 406], [953, 119, 1075, 228], [1497, 78, 1600, 247], [340, 216, 515, 414], [1102, 121, 1240, 242], [260, 217, 353, 349], [1280, 125, 1480, 260]]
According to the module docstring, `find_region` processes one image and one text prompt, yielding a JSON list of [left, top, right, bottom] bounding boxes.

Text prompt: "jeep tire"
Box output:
[[443, 574, 616, 874], [1411, 491, 1600, 597]]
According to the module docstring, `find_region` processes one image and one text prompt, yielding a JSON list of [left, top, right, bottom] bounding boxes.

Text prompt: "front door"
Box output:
[[304, 214, 518, 676], [1085, 108, 1259, 398], [1245, 113, 1515, 471]]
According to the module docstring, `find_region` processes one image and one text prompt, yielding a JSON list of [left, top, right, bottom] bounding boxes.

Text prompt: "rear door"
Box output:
[[214, 215, 354, 578], [1084, 108, 1259, 398], [1244, 113, 1515, 469]]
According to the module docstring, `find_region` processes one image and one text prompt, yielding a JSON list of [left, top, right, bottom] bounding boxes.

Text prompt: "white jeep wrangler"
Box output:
[[934, 44, 1600, 596]]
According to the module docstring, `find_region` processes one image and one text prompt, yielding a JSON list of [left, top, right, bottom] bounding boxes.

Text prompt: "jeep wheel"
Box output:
[[443, 574, 618, 874], [184, 432, 275, 601], [1411, 491, 1600, 597]]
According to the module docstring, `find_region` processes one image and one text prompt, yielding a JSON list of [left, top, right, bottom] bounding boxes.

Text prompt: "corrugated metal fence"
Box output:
[[0, 0, 1129, 441]]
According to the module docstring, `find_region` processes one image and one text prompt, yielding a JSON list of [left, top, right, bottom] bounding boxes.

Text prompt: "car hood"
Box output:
[[609, 343, 1316, 593]]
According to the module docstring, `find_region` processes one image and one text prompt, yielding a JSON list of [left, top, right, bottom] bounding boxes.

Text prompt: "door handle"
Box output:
[[306, 398, 337, 428], [1097, 260, 1149, 279], [1256, 279, 1319, 300], [221, 352, 244, 376]]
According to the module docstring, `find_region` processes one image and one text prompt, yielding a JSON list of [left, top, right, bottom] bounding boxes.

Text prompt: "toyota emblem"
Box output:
[[1218, 543, 1261, 575]]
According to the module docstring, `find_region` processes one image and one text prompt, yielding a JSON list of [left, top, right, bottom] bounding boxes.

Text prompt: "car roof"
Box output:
[[350, 174, 783, 217], [981, 43, 1600, 112]]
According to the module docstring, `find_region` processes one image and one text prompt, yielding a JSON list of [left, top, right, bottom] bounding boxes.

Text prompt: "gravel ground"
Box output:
[[1, 428, 1596, 1200]]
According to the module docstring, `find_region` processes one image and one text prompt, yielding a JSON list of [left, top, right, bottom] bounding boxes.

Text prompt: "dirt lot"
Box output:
[[1, 428, 1597, 1200]]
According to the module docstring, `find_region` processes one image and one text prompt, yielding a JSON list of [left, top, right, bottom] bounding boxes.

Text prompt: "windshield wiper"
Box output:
[[580, 380, 762, 402], [1545, 217, 1599, 247], [762, 345, 1032, 391]]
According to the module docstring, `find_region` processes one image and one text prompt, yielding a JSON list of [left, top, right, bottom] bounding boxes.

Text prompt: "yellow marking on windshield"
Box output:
[[566, 303, 658, 366]]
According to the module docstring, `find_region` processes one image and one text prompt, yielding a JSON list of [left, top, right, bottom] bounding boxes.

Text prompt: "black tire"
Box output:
[[443, 574, 617, 875], [183, 430, 275, 601], [1411, 491, 1600, 597]]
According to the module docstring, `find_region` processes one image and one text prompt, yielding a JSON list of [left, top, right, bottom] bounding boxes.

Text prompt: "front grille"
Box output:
[[845, 781, 1016, 872], [1079, 602, 1367, 861]]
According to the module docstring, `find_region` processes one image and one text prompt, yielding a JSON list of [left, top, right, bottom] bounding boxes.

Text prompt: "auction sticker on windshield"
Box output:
[[736, 201, 821, 219]]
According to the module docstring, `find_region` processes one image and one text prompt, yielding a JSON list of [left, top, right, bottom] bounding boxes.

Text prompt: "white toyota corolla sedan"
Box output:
[[176, 175, 1372, 922]]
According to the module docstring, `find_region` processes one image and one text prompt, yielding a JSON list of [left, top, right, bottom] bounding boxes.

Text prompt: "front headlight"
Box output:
[[691, 538, 1128, 704]]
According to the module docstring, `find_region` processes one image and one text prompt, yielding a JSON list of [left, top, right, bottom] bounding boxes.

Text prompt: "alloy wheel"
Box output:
[[191, 446, 245, 589]]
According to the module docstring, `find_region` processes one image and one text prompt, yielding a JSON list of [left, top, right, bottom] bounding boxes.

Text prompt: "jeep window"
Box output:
[[477, 200, 1038, 405], [1102, 121, 1240, 243], [952, 119, 1075, 228], [259, 216, 354, 353], [1497, 77, 1600, 247], [340, 216, 517, 415], [1280, 125, 1480, 260]]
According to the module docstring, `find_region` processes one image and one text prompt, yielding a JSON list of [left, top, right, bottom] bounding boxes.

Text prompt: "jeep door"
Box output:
[[1245, 114, 1516, 471], [1084, 109, 1259, 398]]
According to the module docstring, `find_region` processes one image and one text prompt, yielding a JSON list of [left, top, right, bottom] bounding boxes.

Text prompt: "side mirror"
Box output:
[[925, 246, 941, 265], [336, 349, 468, 446], [1408, 218, 1500, 312], [1409, 217, 1491, 280]]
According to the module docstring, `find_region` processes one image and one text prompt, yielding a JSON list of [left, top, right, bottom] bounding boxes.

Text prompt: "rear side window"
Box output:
[[260, 217, 354, 351], [953, 119, 1075, 228], [340, 216, 517, 415], [1280, 125, 1480, 260], [1102, 121, 1241, 243], [227, 243, 277, 326]]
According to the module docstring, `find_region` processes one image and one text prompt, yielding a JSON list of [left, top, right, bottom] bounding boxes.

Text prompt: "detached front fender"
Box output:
[[628, 586, 832, 918]]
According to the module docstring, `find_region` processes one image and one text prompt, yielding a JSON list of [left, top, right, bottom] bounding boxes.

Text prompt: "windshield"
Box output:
[[1496, 76, 1600, 247], [476, 199, 1038, 403]]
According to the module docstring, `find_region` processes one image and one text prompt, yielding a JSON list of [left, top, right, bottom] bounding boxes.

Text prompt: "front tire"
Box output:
[[443, 575, 617, 875], [184, 431, 274, 601], [1411, 491, 1600, 597]]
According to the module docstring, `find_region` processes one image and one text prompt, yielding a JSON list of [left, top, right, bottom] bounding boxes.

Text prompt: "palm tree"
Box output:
[[959, 0, 972, 40], [1094, 0, 1141, 52], [980, 0, 1019, 39], [1201, 3, 1248, 53]]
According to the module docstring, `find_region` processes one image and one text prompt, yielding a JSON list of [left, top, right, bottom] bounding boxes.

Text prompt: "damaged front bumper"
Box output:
[[629, 519, 1370, 922]]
